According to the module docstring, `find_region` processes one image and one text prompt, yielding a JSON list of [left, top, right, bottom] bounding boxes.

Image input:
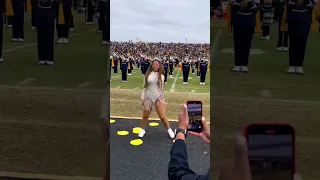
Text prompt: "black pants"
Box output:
[[70, 15, 74, 28], [128, 69, 132, 74], [183, 70, 189, 82], [169, 66, 173, 75], [200, 71, 207, 83], [31, 0, 38, 27], [85, 1, 94, 23], [6, 16, 13, 25], [0, 13, 3, 58], [12, 3, 24, 39], [100, 13, 108, 41], [37, 7, 55, 62], [122, 69, 127, 81], [114, 66, 118, 74], [233, 25, 255, 66], [164, 70, 168, 82], [277, 14, 288, 47], [262, 25, 270, 37], [288, 23, 311, 67], [56, 6, 71, 38]]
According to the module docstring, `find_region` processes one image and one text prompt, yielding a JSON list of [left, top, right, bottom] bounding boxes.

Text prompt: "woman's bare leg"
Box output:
[[155, 100, 170, 129], [141, 108, 152, 129]]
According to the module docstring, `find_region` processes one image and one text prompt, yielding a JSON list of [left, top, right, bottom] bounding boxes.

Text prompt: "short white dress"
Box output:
[[141, 71, 166, 111]]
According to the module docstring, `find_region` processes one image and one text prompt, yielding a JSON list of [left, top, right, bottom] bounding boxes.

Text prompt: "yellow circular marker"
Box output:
[[132, 127, 142, 134], [149, 122, 159, 127], [117, 131, 129, 136], [130, 139, 143, 146], [110, 119, 115, 124]]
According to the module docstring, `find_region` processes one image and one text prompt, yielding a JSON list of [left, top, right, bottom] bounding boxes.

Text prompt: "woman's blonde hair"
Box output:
[[144, 60, 164, 89]]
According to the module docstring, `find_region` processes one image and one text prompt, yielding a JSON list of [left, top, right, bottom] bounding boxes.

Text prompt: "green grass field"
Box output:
[[0, 14, 106, 177], [110, 68, 210, 120], [211, 19, 320, 180]]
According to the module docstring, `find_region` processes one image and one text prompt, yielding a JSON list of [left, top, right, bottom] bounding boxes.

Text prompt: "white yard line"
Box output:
[[110, 98, 210, 107], [134, 87, 139, 90], [0, 171, 101, 180], [116, 86, 121, 89], [211, 29, 223, 59], [0, 85, 102, 93], [170, 71, 180, 92], [3, 29, 96, 53], [16, 78, 35, 86], [78, 81, 93, 88]]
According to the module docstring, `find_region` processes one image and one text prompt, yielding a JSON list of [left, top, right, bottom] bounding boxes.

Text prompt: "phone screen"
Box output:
[[187, 101, 202, 132], [247, 125, 294, 180]]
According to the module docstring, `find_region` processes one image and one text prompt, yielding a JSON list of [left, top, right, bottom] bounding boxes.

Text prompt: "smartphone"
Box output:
[[186, 101, 203, 132], [244, 123, 295, 180]]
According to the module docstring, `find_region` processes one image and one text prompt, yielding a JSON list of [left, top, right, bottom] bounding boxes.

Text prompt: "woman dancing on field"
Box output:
[[139, 59, 175, 139]]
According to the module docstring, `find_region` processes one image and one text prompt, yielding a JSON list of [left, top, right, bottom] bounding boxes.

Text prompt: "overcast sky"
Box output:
[[110, 0, 210, 44]]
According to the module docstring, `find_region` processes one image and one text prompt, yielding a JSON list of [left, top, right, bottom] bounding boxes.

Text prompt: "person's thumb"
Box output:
[[234, 134, 251, 180], [183, 104, 188, 115]]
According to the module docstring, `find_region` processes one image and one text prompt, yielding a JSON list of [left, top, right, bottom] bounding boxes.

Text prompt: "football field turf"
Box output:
[[110, 68, 210, 121], [211, 19, 320, 180], [0, 15, 106, 178]]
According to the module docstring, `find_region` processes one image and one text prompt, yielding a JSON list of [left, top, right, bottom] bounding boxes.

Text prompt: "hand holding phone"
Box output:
[[244, 124, 295, 180]]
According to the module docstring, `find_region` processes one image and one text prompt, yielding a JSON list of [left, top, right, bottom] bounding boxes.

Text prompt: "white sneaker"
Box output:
[[56, 38, 63, 44], [261, 35, 270, 40], [168, 128, 175, 139], [138, 129, 146, 138], [18, 38, 24, 42], [46, 61, 54, 65], [232, 66, 240, 72], [276, 47, 283, 51], [186, 82, 188, 85], [0, 58, 3, 62], [200, 82, 203, 85], [69, 28, 75, 32], [295, 67, 304, 74], [31, 26, 36, 29], [282, 47, 288, 51], [38, 61, 46, 65], [203, 83, 205, 85], [12, 38, 18, 42], [287, 66, 295, 73], [8, 25, 12, 28], [86, 22, 93, 25], [63, 38, 69, 44], [241, 66, 249, 72], [125, 81, 127, 82]]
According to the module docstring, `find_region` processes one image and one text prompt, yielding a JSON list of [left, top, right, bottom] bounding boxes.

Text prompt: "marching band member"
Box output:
[[121, 56, 128, 82], [274, 0, 289, 51], [96, 0, 109, 44], [181, 58, 191, 85], [168, 56, 174, 77], [56, 0, 74, 44], [281, 0, 316, 74], [128, 56, 133, 75], [260, 0, 275, 40], [84, 0, 95, 24], [37, 0, 61, 65], [199, 58, 209, 85], [229, 0, 260, 72], [12, 0, 25, 42], [0, 0, 4, 62], [163, 57, 169, 84]]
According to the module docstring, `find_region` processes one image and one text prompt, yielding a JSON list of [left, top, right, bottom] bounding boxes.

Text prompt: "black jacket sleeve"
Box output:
[[168, 139, 209, 180]]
